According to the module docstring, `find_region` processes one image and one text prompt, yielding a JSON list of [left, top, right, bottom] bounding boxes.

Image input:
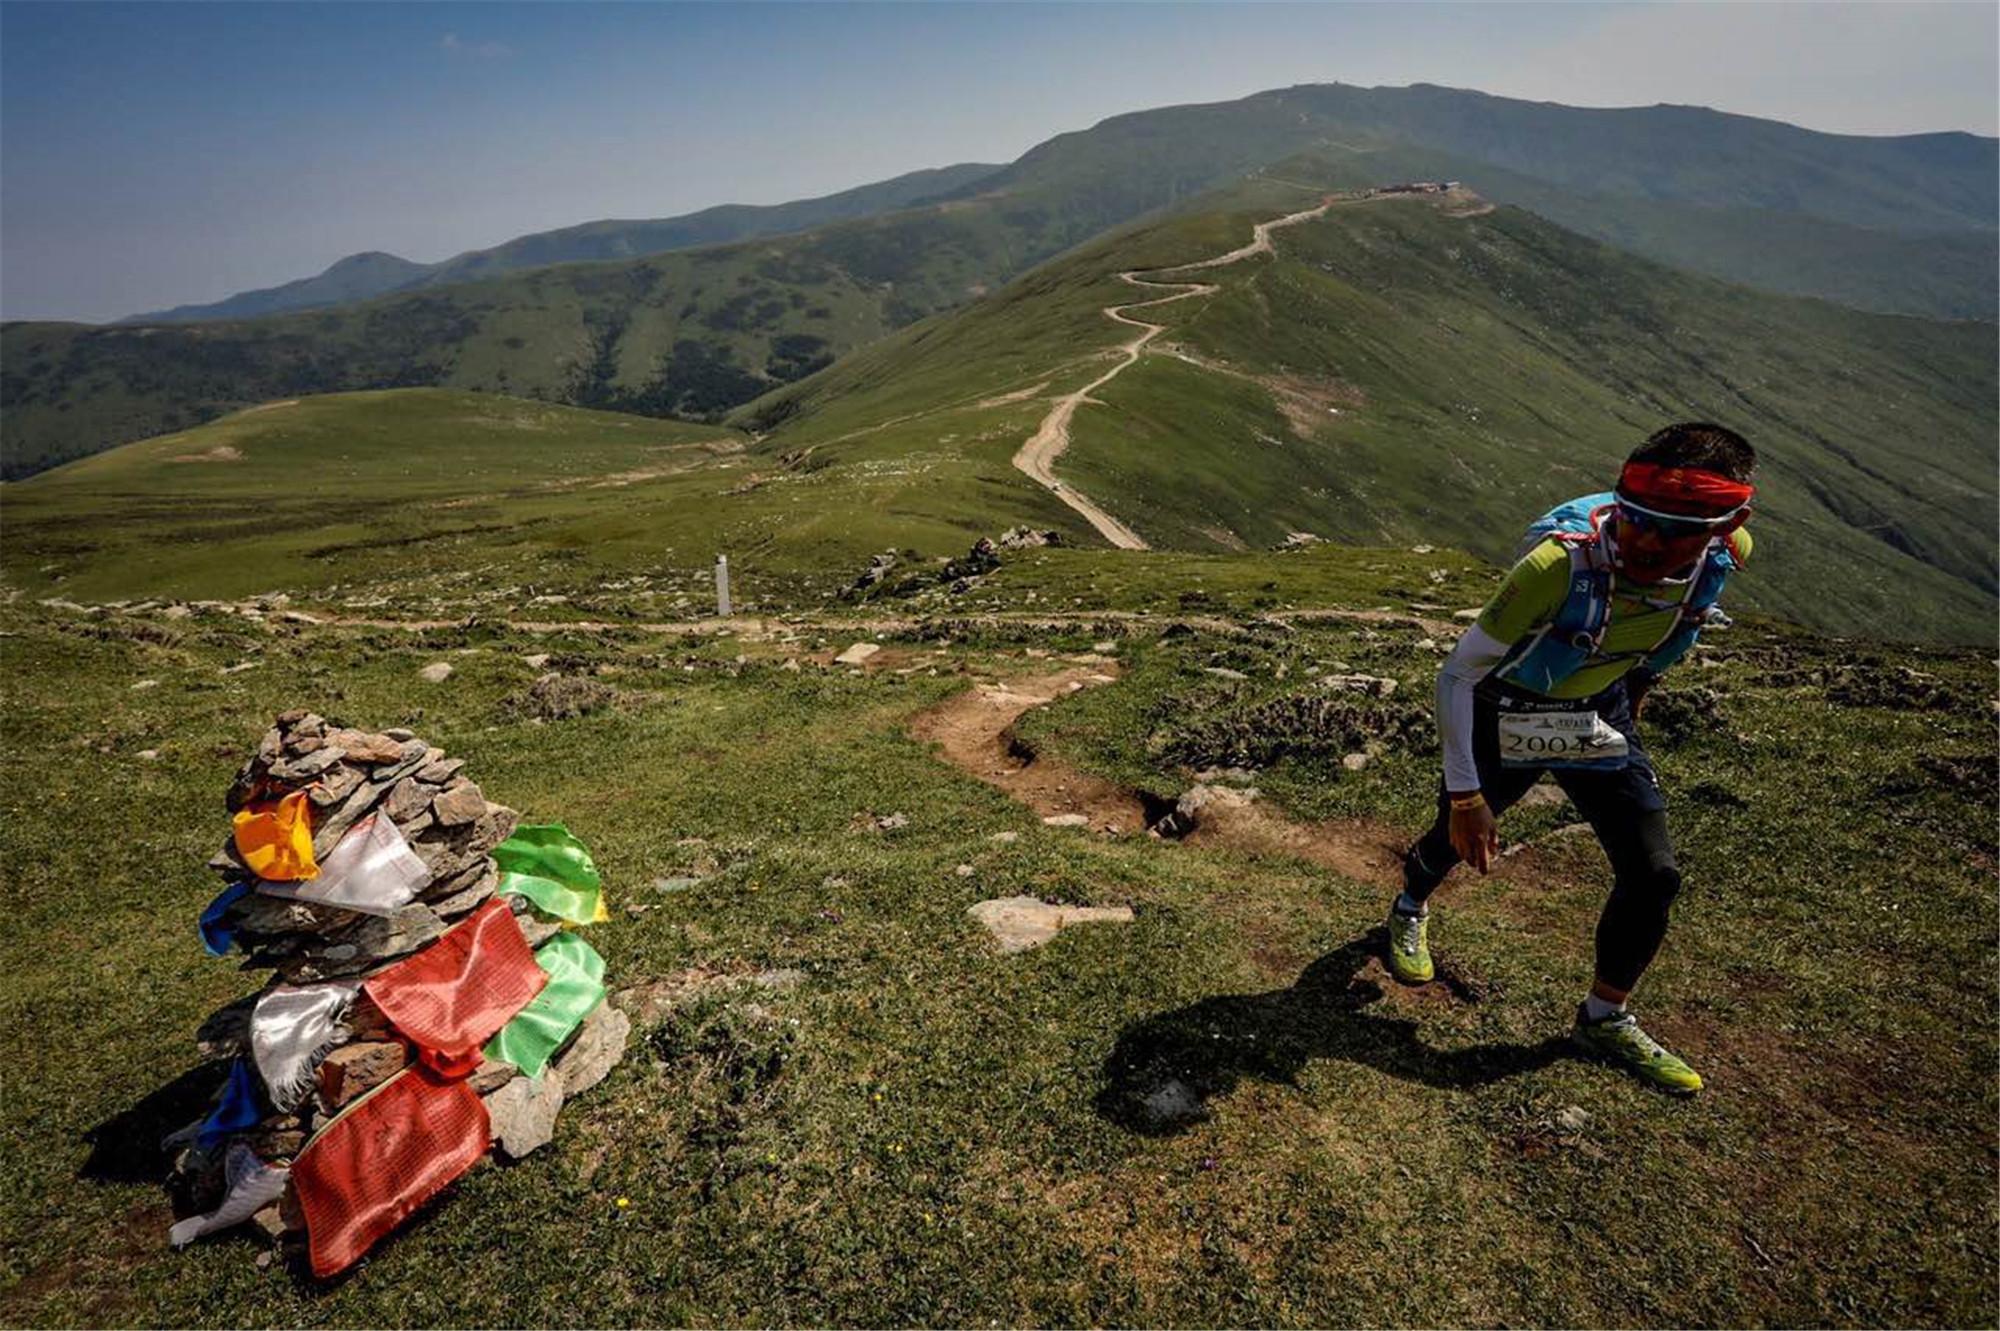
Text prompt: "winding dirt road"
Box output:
[[1010, 197, 1345, 549]]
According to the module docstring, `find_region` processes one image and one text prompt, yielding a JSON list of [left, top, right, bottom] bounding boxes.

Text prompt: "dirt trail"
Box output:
[[909, 666, 1404, 887], [909, 666, 1153, 834], [1011, 197, 1348, 550], [1011, 188, 1498, 550]]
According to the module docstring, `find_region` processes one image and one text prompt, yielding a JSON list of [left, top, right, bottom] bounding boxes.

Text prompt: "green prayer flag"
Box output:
[[494, 823, 606, 924], [484, 933, 607, 1077]]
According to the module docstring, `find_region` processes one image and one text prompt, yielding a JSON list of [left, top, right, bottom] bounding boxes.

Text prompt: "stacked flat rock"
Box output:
[[167, 709, 630, 1265]]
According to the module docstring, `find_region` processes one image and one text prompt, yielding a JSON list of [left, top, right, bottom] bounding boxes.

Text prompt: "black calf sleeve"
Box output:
[[1589, 811, 1681, 992]]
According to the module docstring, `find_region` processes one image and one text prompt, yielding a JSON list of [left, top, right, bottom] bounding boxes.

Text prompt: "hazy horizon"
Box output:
[[4, 0, 1995, 324]]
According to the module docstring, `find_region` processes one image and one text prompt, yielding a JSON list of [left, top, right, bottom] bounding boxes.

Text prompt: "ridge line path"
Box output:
[[1010, 194, 1352, 550], [44, 598, 1461, 638]]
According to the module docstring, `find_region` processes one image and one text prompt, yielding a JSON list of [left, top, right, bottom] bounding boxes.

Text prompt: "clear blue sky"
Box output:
[[3, 0, 1994, 323]]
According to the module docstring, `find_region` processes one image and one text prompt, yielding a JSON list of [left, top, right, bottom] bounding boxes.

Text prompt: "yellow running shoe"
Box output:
[[1572, 1007, 1704, 1094], [1385, 906, 1433, 984]]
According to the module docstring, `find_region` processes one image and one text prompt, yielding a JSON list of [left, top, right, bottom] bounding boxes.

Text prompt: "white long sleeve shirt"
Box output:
[[1435, 623, 1512, 793]]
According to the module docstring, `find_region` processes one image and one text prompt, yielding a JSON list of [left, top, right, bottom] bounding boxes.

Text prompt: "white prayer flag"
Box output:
[[255, 813, 429, 917], [250, 979, 361, 1111], [167, 1143, 290, 1248]]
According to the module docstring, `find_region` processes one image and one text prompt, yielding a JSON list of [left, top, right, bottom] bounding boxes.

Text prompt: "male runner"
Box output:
[[1387, 423, 1756, 1093]]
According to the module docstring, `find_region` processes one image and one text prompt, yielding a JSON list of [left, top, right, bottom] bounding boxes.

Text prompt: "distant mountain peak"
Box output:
[[325, 251, 420, 272]]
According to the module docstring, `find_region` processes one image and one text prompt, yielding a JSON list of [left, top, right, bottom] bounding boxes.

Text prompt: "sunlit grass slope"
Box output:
[[0, 548, 1991, 1326], [1, 387, 1073, 607], [10, 179, 1992, 641], [2, 391, 751, 601]]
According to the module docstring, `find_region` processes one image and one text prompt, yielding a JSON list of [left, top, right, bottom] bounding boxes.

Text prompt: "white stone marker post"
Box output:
[[715, 554, 732, 617]]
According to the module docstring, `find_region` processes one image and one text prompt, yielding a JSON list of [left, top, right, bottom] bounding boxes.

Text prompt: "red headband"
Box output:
[[1616, 462, 1754, 517]]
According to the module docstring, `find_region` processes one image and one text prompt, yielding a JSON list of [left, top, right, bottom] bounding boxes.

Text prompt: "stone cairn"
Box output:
[[168, 709, 629, 1272]]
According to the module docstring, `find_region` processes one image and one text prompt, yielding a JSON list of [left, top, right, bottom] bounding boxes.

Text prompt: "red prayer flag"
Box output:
[[364, 899, 545, 1070], [293, 1066, 490, 1278]]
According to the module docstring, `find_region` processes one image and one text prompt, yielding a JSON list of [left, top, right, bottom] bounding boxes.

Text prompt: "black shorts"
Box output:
[[1466, 676, 1666, 816]]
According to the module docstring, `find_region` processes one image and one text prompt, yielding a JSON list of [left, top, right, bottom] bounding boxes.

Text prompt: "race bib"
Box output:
[[1497, 709, 1630, 767]]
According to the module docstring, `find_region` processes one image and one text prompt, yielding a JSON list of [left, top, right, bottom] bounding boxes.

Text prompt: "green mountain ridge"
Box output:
[[124, 162, 1004, 325], [7, 82, 1992, 481]]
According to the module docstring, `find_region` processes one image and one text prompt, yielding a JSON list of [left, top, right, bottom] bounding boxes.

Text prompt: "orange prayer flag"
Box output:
[[231, 789, 320, 881]]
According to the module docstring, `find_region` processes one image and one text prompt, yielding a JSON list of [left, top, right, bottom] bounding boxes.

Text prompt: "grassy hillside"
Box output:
[[1, 158, 1222, 480], [741, 181, 1995, 643], [135, 80, 1999, 333], [960, 82, 1996, 315], [4, 236, 906, 479], [1258, 142, 1997, 319], [0, 548, 1991, 1325], [1271, 83, 1996, 233], [14, 83, 1990, 481], [129, 163, 1003, 324], [0, 391, 756, 602], [12, 182, 1991, 644]]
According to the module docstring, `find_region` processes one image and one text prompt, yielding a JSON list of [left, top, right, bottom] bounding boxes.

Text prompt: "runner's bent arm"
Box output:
[[1436, 625, 1509, 793], [1437, 541, 1569, 793]]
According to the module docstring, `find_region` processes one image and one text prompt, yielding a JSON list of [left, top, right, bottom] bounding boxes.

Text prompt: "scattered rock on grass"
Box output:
[[1136, 1078, 1205, 1130], [1149, 782, 1261, 837], [1514, 782, 1568, 809], [500, 672, 617, 722], [833, 642, 881, 666], [1553, 1104, 1592, 1134], [967, 895, 1134, 953], [418, 662, 454, 683], [487, 1070, 565, 1159], [1320, 673, 1399, 698]]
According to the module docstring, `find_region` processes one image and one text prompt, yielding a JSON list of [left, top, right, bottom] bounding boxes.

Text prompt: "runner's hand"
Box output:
[[1450, 800, 1500, 874]]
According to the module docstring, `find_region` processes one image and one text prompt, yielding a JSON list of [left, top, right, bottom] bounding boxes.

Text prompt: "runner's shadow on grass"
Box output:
[[1097, 929, 1573, 1135]]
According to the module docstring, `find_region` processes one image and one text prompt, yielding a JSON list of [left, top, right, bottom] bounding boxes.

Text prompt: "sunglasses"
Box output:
[[1614, 497, 1749, 541]]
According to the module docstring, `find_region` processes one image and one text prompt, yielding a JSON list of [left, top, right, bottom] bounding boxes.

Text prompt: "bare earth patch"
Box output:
[[166, 445, 244, 463], [910, 665, 1407, 887], [976, 380, 1049, 409]]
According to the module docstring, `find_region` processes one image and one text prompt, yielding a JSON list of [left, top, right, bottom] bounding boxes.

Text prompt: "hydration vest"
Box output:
[[1497, 491, 1735, 694]]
